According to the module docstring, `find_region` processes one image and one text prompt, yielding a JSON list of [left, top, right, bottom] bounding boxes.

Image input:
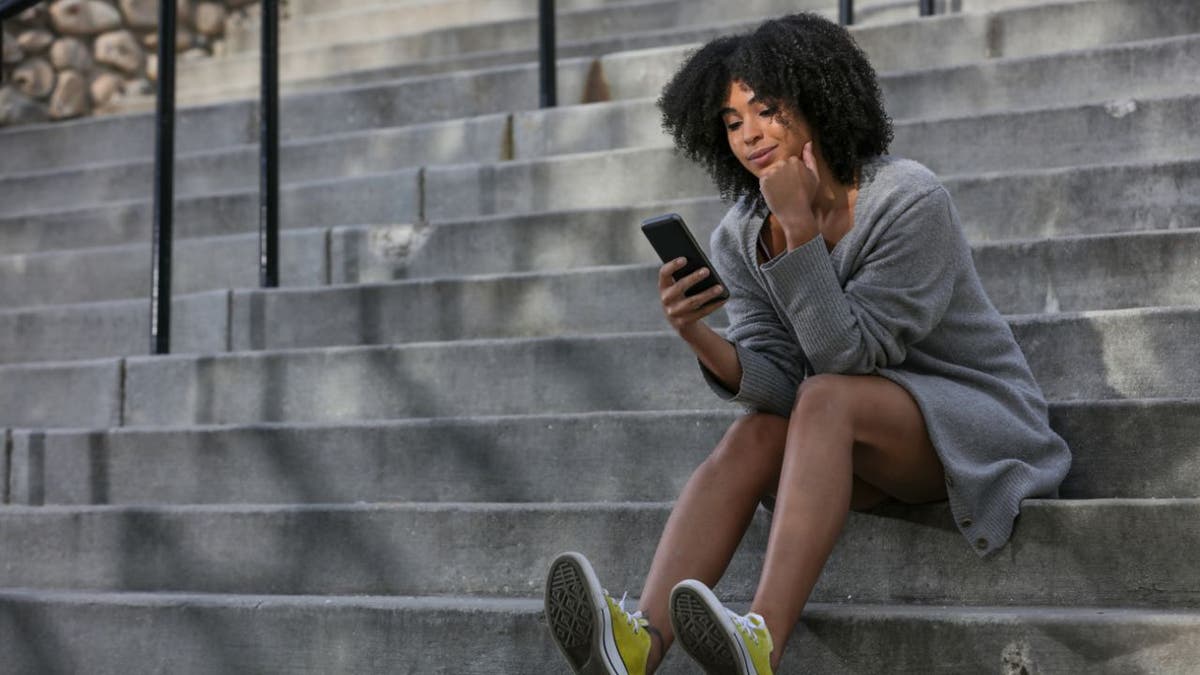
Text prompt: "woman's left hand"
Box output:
[[759, 141, 821, 247]]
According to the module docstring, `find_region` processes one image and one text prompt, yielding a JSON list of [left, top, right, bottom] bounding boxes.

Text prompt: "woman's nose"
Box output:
[[741, 116, 763, 144]]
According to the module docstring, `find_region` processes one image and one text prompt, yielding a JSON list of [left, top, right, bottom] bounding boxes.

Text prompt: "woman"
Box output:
[[545, 13, 1070, 675]]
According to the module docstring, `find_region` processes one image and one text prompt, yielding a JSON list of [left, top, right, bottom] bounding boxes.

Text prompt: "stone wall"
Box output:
[[1, 0, 262, 125]]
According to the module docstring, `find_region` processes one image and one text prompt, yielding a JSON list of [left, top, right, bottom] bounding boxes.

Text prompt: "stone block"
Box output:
[[0, 291, 229, 364], [48, 69, 87, 118], [0, 359, 122, 429], [49, 0, 122, 36], [49, 36, 92, 70]]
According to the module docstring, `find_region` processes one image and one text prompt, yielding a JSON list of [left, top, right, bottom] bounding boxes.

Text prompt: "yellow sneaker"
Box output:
[[669, 579, 774, 675], [545, 552, 651, 675]]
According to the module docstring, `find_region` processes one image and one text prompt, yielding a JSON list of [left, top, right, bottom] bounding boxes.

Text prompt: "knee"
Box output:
[[701, 413, 787, 480], [792, 374, 854, 423]]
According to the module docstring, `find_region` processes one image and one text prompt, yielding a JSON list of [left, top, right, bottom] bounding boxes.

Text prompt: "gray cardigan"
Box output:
[[702, 155, 1071, 556]]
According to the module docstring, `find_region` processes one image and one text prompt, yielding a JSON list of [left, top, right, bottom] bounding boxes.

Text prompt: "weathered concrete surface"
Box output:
[[0, 590, 1198, 674], [0, 292, 229, 364], [17, 399, 1200, 506], [0, 171, 420, 256], [0, 500, 1195, 609], [0, 116, 506, 214], [117, 307, 1200, 426], [0, 229, 327, 309], [0, 359, 121, 429]]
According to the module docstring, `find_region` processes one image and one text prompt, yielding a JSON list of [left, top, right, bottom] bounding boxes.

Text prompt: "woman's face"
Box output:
[[721, 80, 814, 178]]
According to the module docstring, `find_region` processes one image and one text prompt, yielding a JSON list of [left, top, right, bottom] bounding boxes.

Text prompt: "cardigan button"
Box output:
[[960, 518, 973, 529], [975, 538, 989, 551]]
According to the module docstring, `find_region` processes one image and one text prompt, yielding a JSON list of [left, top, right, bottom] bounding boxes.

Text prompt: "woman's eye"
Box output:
[[726, 121, 742, 131], [759, 107, 777, 118]]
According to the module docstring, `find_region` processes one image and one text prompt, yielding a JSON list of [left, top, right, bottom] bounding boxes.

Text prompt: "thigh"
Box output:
[[798, 374, 946, 505]]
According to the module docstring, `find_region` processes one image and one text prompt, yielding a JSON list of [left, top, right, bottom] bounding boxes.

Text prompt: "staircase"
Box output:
[[2, 0, 1199, 671]]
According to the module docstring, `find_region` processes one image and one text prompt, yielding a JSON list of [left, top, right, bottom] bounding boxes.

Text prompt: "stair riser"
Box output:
[[9, 401, 1198, 506], [424, 149, 1200, 229], [0, 230, 327, 312], [224, 0, 684, 53], [0, 293, 229, 366], [0, 172, 419, 257], [600, 32, 1200, 119], [0, 593, 1197, 674], [0, 308, 1193, 428], [0, 501, 1193, 609], [126, 310, 1200, 426], [510, 95, 1198, 170], [184, 0, 686, 94], [4, 9, 1195, 179], [7, 91, 1198, 216]]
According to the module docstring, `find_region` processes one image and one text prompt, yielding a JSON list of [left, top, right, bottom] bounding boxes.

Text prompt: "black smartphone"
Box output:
[[640, 213, 730, 304]]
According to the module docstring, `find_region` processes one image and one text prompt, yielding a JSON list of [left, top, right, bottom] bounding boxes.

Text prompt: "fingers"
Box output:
[[663, 281, 727, 322], [802, 141, 820, 182], [660, 264, 711, 303], [658, 257, 688, 290]]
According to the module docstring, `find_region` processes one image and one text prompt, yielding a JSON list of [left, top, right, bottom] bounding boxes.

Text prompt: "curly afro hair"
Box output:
[[658, 13, 892, 209]]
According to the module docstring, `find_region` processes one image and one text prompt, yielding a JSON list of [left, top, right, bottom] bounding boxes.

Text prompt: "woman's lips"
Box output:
[[748, 146, 777, 169]]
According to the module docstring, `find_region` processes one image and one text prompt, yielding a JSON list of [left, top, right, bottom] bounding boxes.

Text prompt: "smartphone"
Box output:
[[640, 213, 729, 304]]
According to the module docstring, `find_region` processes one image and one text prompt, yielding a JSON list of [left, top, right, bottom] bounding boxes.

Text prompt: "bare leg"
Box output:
[[751, 374, 946, 669], [637, 413, 788, 673]]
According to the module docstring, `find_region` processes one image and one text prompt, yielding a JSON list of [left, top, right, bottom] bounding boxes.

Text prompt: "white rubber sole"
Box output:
[[545, 552, 629, 675], [669, 579, 754, 675]]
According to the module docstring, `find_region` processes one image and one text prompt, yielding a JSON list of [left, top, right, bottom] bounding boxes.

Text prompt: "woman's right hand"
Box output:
[[658, 258, 726, 339]]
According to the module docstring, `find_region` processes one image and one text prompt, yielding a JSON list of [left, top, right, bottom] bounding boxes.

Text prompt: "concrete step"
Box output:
[[175, 0, 933, 100], [5, 5, 1196, 178], [3, 225, 1197, 362], [284, 0, 630, 20], [6, 89, 1197, 217], [4, 148, 1195, 259], [0, 171, 419, 257], [425, 143, 1200, 229], [511, 91, 1199, 167], [222, 0, 690, 54], [0, 306, 1180, 428], [0, 229, 330, 310], [590, 19, 1200, 118], [8, 399, 1197, 506], [145, 0, 1200, 109], [0, 116, 505, 216], [181, 0, 702, 94], [0, 499, 1195, 609], [181, 17, 763, 103], [0, 56, 597, 175], [2, 590, 1195, 674]]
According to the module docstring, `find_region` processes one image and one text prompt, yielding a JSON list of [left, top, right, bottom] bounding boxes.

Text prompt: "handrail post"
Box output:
[[150, 0, 178, 354], [259, 0, 280, 287], [538, 0, 556, 107], [839, 0, 853, 26], [919, 0, 936, 16]]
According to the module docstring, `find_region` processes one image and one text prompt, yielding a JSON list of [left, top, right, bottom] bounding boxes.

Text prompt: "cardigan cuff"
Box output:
[[699, 342, 797, 418], [760, 235, 856, 370]]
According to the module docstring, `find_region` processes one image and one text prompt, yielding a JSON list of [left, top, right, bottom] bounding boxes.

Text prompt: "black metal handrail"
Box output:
[[538, 0, 556, 108], [2, 0, 281, 354]]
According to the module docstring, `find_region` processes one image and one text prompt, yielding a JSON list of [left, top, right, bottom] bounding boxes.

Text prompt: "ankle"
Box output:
[[644, 626, 666, 674]]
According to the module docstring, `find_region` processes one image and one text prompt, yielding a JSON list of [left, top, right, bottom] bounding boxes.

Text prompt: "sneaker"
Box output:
[[545, 551, 651, 675], [669, 579, 774, 675]]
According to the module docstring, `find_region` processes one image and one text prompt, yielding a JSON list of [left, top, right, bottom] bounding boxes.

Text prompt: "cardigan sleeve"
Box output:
[[700, 221, 809, 417], [760, 185, 965, 375]]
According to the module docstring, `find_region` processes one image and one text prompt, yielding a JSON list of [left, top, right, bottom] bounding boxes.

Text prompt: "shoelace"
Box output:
[[609, 591, 649, 635], [725, 608, 767, 646]]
